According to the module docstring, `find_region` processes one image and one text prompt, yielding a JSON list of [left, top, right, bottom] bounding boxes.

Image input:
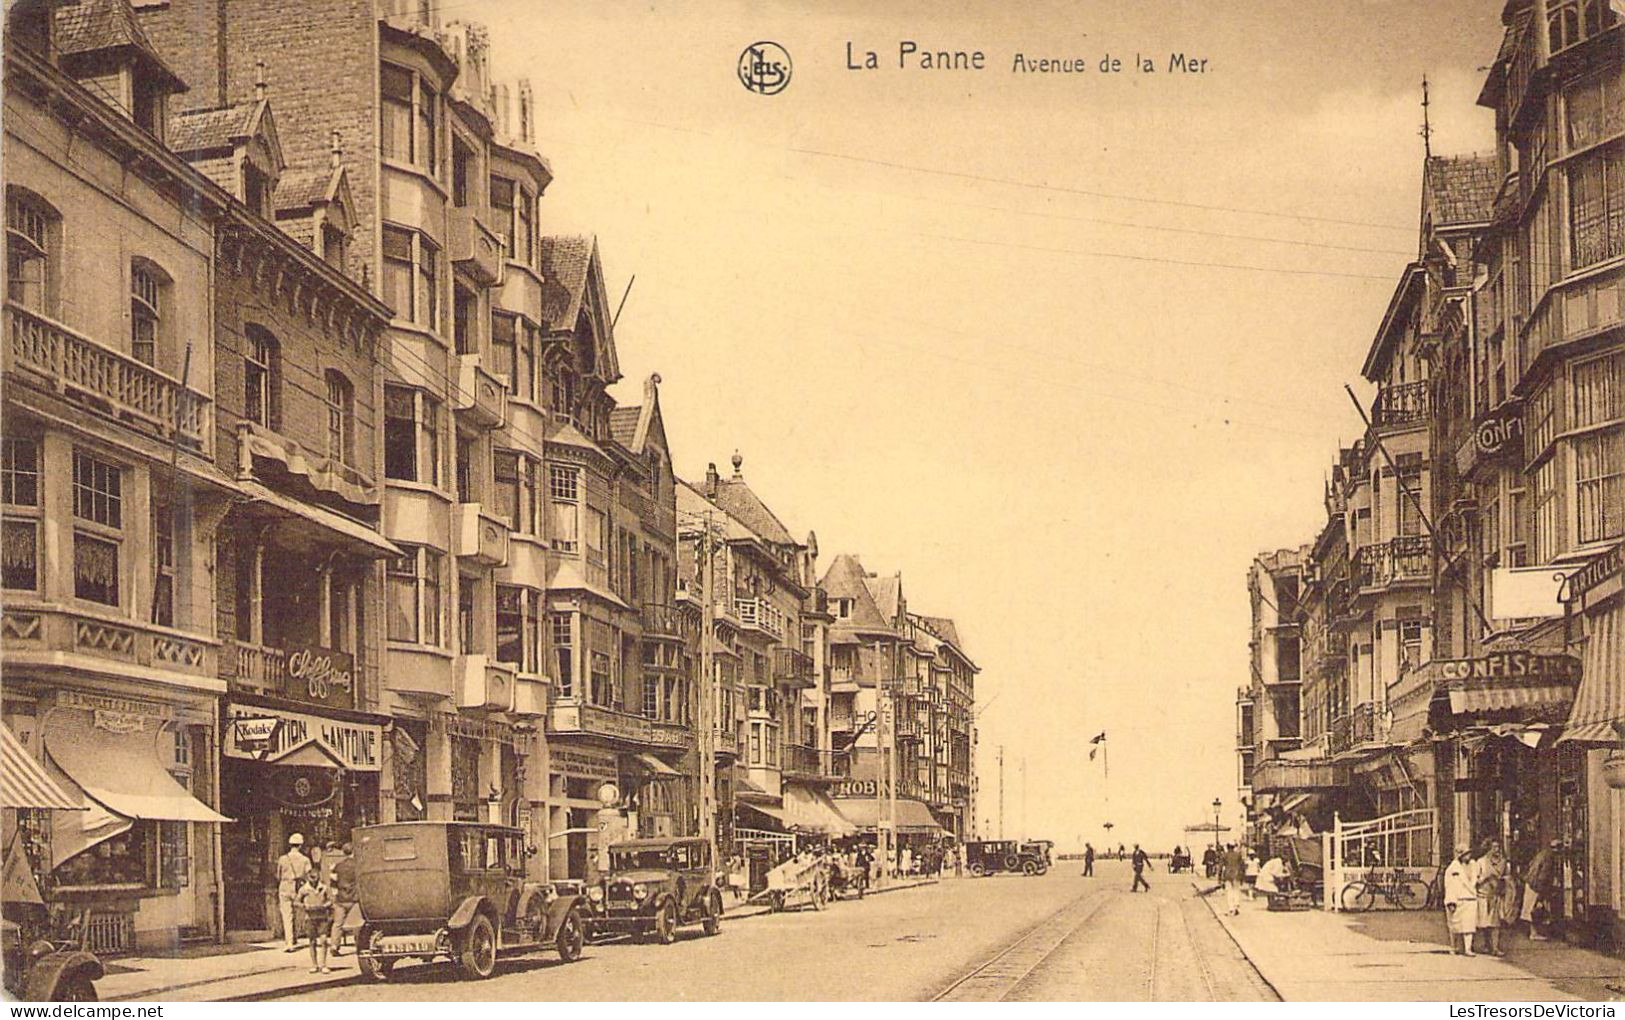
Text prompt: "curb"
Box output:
[[1189, 877, 1285, 1001]]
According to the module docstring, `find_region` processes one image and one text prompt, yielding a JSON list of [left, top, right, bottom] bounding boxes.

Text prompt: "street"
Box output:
[[278, 862, 1275, 1002]]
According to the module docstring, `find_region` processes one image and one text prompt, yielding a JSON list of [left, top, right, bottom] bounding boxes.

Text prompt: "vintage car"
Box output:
[[1, 910, 102, 1001], [582, 836, 724, 943], [353, 821, 586, 980], [964, 839, 1050, 876]]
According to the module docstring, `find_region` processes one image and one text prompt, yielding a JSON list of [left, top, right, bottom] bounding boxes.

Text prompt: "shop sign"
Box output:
[[831, 778, 891, 799], [1435, 651, 1580, 682], [57, 691, 172, 731], [285, 646, 355, 708], [1561, 542, 1624, 605], [552, 748, 618, 780], [223, 703, 382, 771], [433, 714, 518, 746], [231, 715, 279, 748]]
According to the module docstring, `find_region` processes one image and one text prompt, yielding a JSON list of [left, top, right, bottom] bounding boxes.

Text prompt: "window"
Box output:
[[491, 313, 517, 393], [72, 450, 122, 606], [1573, 352, 1625, 544], [382, 226, 439, 331], [382, 225, 414, 320], [493, 450, 521, 526], [550, 465, 580, 552], [380, 63, 414, 165], [1534, 458, 1561, 562], [643, 676, 660, 720], [1528, 384, 1558, 457], [321, 222, 347, 272], [1397, 474, 1424, 536], [586, 507, 607, 563], [2, 436, 40, 592], [417, 78, 439, 174], [452, 135, 475, 207], [1568, 147, 1624, 270], [515, 186, 534, 265], [7, 188, 55, 312], [458, 575, 477, 654], [130, 260, 164, 366], [388, 546, 442, 645], [526, 459, 541, 535], [496, 585, 538, 672], [384, 386, 441, 485], [1399, 620, 1424, 673], [518, 322, 537, 402], [590, 651, 611, 707], [1565, 69, 1624, 154], [453, 284, 478, 355], [420, 236, 440, 333], [455, 435, 475, 504], [242, 161, 272, 218], [243, 326, 276, 428], [152, 502, 175, 627], [490, 176, 515, 258], [551, 612, 574, 697], [324, 371, 354, 467]]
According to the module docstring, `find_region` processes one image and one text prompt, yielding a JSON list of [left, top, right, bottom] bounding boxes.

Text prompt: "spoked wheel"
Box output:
[[968, 863, 986, 877], [1339, 882, 1376, 913], [654, 900, 678, 944], [1395, 881, 1428, 911], [457, 914, 497, 979], [555, 909, 585, 962], [1004, 855, 1022, 872], [359, 927, 393, 981], [702, 891, 723, 935], [1022, 860, 1039, 876]]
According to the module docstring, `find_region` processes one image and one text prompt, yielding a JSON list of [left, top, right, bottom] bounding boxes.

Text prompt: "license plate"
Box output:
[[377, 936, 439, 956]]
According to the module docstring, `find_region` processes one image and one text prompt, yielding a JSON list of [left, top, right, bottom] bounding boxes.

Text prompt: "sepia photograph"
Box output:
[[1, 0, 1623, 1006]]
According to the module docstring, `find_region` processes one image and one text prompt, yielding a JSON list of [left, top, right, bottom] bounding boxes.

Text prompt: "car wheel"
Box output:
[[769, 891, 785, 913], [57, 975, 97, 1002], [654, 900, 678, 945], [1022, 860, 1039, 876], [1004, 854, 1022, 872], [702, 890, 723, 935], [555, 909, 585, 962], [361, 955, 394, 982], [969, 863, 986, 877], [457, 914, 497, 979]]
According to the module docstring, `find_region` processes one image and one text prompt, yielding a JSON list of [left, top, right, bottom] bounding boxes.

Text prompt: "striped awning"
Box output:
[[1447, 678, 1577, 716], [1561, 605, 1625, 745], [0, 723, 81, 811]]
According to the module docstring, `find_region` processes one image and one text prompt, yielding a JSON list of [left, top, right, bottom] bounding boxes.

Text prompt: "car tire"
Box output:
[[654, 900, 678, 945], [702, 891, 723, 935], [457, 914, 497, 979], [968, 863, 985, 877], [1022, 860, 1039, 876], [361, 956, 394, 982], [57, 975, 97, 1002], [1004, 854, 1022, 872], [555, 909, 585, 962]]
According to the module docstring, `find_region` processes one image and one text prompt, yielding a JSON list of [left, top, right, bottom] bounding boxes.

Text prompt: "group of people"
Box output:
[[274, 832, 359, 974], [1443, 838, 1563, 957]]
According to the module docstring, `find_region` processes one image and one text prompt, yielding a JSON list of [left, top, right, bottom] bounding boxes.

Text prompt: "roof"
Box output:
[[707, 463, 798, 547], [1423, 154, 1498, 227], [56, 0, 187, 93], [169, 102, 259, 155], [609, 406, 641, 448], [538, 235, 596, 331], [919, 615, 963, 652], [819, 554, 897, 636], [864, 574, 902, 621], [273, 165, 335, 211]]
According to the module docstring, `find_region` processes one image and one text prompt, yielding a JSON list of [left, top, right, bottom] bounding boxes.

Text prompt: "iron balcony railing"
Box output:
[[1353, 535, 1431, 591], [1371, 381, 1431, 428]]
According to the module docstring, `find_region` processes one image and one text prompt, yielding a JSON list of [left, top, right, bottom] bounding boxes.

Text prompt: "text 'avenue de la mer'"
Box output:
[[844, 42, 1210, 75]]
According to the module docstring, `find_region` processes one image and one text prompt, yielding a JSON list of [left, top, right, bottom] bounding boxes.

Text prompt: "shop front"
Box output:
[[4, 687, 227, 954], [219, 697, 384, 936]]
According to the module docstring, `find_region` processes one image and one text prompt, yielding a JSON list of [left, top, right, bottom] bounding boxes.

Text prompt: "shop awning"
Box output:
[[1, 723, 82, 810], [1561, 606, 1625, 745], [830, 797, 944, 834], [237, 480, 401, 558], [1280, 792, 1315, 814], [1447, 677, 1577, 716], [736, 801, 791, 832], [633, 753, 680, 776], [782, 784, 856, 835], [1250, 759, 1348, 792], [44, 710, 229, 824]]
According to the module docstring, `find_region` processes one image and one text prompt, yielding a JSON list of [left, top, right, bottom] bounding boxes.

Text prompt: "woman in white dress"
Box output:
[[1444, 846, 1480, 956]]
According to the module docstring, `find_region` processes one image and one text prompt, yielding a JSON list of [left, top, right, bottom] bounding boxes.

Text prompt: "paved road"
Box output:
[[281, 861, 1274, 1001]]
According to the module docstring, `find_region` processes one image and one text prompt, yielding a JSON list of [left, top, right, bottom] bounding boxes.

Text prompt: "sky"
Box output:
[[465, 0, 1508, 849]]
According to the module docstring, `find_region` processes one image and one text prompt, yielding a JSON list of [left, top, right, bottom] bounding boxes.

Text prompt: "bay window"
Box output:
[[496, 585, 538, 672], [551, 611, 574, 697], [382, 225, 439, 331], [491, 312, 516, 392], [388, 545, 442, 645], [493, 450, 521, 526], [1573, 351, 1624, 544], [384, 386, 441, 485], [72, 449, 122, 607], [549, 465, 580, 552], [1568, 147, 1624, 270], [2, 435, 40, 592], [380, 62, 440, 175]]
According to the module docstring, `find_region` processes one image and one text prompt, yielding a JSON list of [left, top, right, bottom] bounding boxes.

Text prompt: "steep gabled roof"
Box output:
[[1423, 154, 1497, 228], [705, 457, 798, 548], [919, 615, 963, 652], [864, 574, 902, 622], [820, 554, 896, 636], [56, 0, 187, 94], [538, 234, 595, 330], [170, 101, 257, 154], [609, 406, 641, 449]]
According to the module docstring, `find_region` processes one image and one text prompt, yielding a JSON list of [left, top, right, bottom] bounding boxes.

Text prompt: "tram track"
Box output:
[[928, 886, 1110, 1001]]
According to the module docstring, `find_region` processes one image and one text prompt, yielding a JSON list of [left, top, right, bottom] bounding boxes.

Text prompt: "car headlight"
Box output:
[[632, 883, 648, 900], [587, 886, 604, 902]]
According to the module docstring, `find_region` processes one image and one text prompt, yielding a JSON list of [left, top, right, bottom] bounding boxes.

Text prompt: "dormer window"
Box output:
[[132, 76, 166, 138], [321, 222, 347, 271], [243, 162, 272, 218]]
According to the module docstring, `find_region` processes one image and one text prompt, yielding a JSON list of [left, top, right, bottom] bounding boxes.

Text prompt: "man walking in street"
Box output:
[[1083, 842, 1095, 877], [276, 833, 312, 952], [1130, 843, 1151, 892], [1220, 843, 1247, 915], [328, 841, 357, 956], [1521, 840, 1561, 941]]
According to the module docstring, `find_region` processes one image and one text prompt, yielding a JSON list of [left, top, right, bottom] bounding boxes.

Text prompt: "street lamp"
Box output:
[[1211, 797, 1223, 856]]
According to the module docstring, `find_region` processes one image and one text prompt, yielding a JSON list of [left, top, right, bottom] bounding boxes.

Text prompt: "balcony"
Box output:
[[773, 646, 815, 688], [6, 303, 210, 451], [447, 207, 504, 286], [782, 744, 848, 781], [1353, 535, 1431, 592], [714, 722, 739, 759], [456, 654, 516, 711], [733, 596, 786, 639], [1371, 381, 1430, 429], [452, 503, 509, 566], [1329, 701, 1383, 755], [549, 700, 693, 751], [3, 605, 217, 684], [452, 353, 507, 428], [641, 602, 688, 641]]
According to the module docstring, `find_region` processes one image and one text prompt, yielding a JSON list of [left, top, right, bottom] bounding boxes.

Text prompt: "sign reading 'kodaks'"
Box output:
[[224, 703, 382, 771], [1436, 650, 1581, 682]]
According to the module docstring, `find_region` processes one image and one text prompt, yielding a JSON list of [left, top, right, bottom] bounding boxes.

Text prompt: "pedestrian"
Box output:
[[1130, 843, 1151, 892], [1474, 838, 1512, 956], [276, 833, 313, 952], [1444, 845, 1480, 956], [1202, 845, 1217, 879], [297, 870, 335, 974], [1255, 853, 1288, 900], [1082, 842, 1095, 877], [329, 840, 357, 957], [1520, 840, 1560, 941], [1220, 843, 1246, 914]]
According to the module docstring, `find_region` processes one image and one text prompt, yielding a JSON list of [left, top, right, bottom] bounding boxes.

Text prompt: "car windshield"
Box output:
[[611, 849, 674, 870]]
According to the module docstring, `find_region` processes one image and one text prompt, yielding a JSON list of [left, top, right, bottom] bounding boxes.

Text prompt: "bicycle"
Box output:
[[1338, 868, 1429, 912]]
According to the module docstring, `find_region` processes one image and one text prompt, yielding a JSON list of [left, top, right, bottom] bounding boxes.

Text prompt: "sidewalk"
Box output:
[[101, 877, 939, 1002], [1190, 878, 1625, 1001]]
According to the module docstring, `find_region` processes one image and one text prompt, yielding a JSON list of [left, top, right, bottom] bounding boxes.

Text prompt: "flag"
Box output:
[[1088, 732, 1106, 761]]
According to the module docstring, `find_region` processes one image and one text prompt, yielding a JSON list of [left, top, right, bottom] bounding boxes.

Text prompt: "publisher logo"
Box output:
[[739, 41, 792, 95]]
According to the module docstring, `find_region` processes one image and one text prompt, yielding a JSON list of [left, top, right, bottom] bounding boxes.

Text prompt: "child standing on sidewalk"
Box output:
[[298, 870, 336, 974]]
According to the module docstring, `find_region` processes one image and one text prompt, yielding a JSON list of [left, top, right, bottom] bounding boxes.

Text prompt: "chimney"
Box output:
[[705, 463, 719, 496]]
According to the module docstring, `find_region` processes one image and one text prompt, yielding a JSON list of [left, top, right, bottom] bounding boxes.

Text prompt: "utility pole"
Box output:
[[1019, 756, 1027, 841], [888, 637, 899, 878], [997, 745, 1005, 840], [697, 511, 717, 847]]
